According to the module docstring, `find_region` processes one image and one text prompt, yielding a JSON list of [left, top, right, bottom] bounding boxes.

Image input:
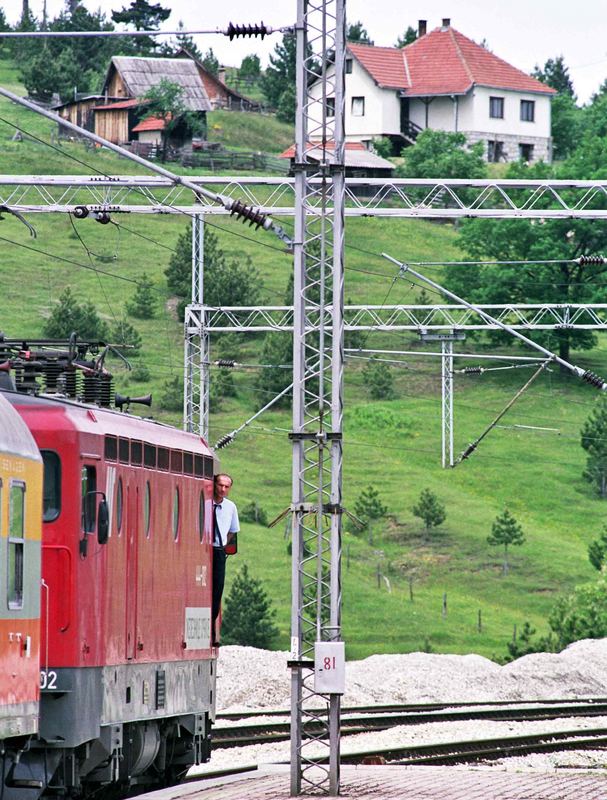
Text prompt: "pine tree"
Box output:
[[353, 485, 388, 544], [221, 564, 279, 648], [44, 287, 109, 341], [362, 358, 395, 400], [487, 508, 525, 575], [110, 318, 142, 356], [581, 396, 607, 498], [201, 48, 219, 77], [126, 273, 157, 319], [254, 332, 292, 407], [165, 223, 262, 319], [588, 524, 607, 571], [346, 21, 373, 44], [395, 26, 418, 47], [411, 488, 446, 533], [159, 375, 183, 412]]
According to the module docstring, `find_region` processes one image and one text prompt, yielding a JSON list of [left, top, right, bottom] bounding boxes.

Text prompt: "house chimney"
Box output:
[[218, 67, 226, 85], [441, 18, 451, 29], [418, 20, 427, 37]]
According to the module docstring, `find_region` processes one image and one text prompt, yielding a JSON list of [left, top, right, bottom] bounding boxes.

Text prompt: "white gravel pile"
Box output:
[[188, 639, 607, 776], [216, 639, 607, 712]]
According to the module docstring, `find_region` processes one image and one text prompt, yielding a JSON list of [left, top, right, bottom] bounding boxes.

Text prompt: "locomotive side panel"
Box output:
[[0, 393, 42, 740]]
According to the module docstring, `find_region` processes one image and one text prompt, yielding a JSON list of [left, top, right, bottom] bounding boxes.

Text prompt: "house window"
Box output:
[[519, 143, 534, 161], [520, 100, 535, 122], [345, 58, 353, 74], [489, 96, 504, 119], [351, 96, 365, 116], [487, 140, 504, 163], [326, 97, 335, 118]]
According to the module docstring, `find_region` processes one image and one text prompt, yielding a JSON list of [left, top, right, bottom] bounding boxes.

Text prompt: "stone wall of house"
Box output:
[[465, 131, 552, 164]]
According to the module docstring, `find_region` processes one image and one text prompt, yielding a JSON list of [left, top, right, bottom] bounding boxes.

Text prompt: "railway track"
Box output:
[[338, 727, 607, 766], [213, 699, 607, 748]]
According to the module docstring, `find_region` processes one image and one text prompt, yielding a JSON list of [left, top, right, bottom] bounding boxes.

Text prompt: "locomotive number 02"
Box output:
[[40, 670, 58, 690]]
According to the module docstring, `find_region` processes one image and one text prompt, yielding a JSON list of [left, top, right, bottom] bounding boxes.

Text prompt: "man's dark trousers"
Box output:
[[212, 546, 227, 643]]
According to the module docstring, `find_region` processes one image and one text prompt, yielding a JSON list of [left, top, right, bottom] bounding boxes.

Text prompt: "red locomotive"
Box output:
[[0, 337, 217, 799]]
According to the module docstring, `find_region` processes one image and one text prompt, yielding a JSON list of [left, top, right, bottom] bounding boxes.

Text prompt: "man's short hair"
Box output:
[[214, 472, 233, 486]]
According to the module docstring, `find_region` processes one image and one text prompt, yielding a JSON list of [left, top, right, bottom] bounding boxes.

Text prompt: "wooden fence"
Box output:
[[181, 150, 289, 174]]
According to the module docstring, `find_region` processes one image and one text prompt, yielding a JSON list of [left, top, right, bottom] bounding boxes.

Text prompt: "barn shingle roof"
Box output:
[[103, 57, 211, 111]]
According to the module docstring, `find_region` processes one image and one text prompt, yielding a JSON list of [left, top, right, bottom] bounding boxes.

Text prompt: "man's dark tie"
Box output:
[[213, 504, 220, 546]]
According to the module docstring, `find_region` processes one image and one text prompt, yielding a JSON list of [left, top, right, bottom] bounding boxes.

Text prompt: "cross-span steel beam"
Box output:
[[184, 303, 607, 334], [5, 176, 607, 217]]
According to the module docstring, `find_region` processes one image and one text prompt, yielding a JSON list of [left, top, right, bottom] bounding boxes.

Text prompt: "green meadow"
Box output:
[[0, 59, 605, 662]]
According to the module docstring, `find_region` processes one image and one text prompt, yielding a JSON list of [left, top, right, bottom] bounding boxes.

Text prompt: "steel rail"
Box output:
[[213, 702, 607, 748], [216, 696, 607, 721], [339, 727, 607, 766]]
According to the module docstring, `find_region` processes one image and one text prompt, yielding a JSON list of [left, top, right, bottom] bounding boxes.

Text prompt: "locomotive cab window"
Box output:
[[81, 466, 97, 532], [8, 482, 25, 609], [131, 441, 143, 466], [41, 450, 61, 522], [104, 436, 117, 461]]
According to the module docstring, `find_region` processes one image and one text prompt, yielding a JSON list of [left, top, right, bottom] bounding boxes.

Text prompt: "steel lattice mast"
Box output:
[[289, 0, 345, 794]]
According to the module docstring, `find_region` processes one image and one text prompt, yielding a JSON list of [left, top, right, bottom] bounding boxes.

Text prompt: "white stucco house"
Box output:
[[310, 19, 556, 163]]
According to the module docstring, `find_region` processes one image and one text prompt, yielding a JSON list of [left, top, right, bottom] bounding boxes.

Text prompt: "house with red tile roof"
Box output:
[[311, 19, 555, 163]]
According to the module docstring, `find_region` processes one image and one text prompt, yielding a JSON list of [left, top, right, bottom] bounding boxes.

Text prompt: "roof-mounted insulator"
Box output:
[[94, 211, 111, 225], [73, 206, 89, 219], [215, 359, 236, 368], [582, 370, 607, 390], [463, 366, 483, 375], [226, 22, 270, 39], [228, 199, 267, 229], [576, 255, 606, 265], [215, 433, 235, 450]]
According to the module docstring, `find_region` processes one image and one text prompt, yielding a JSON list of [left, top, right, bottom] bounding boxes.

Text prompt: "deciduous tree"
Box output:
[[141, 78, 205, 161], [397, 129, 486, 180]]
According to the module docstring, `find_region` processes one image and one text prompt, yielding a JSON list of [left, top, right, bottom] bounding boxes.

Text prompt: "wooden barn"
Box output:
[[94, 56, 211, 145], [53, 95, 110, 136], [174, 48, 261, 111], [92, 98, 141, 145]]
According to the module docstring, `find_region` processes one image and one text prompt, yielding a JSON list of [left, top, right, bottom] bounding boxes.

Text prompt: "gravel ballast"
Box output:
[[188, 639, 607, 775]]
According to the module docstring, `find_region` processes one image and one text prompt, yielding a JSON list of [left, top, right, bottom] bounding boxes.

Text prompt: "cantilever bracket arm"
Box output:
[[381, 252, 607, 391]]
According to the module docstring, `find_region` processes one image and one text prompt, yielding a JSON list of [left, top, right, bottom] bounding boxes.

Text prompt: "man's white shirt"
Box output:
[[213, 497, 240, 546]]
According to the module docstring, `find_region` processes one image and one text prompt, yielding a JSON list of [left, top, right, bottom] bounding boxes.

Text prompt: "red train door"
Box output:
[[125, 484, 139, 660]]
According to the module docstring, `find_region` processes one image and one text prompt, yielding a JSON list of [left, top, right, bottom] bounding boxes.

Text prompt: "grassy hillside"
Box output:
[[1, 58, 606, 662]]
